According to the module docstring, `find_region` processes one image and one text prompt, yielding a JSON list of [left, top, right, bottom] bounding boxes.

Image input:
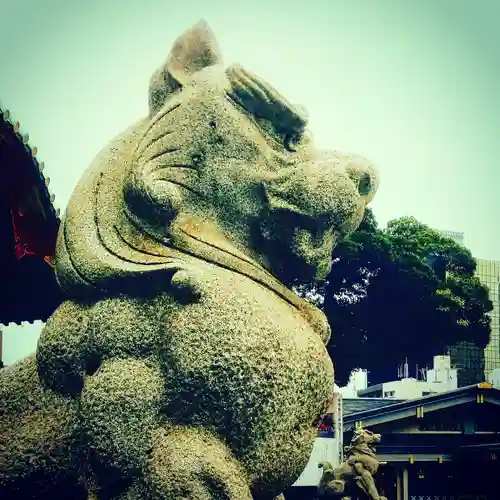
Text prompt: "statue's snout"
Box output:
[[261, 152, 378, 283], [265, 152, 377, 228], [341, 155, 379, 205], [314, 152, 379, 212]]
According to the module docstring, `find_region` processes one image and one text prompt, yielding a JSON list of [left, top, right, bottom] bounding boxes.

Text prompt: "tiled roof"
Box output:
[[0, 104, 60, 221], [0, 103, 63, 325], [343, 398, 406, 416], [343, 383, 498, 425]]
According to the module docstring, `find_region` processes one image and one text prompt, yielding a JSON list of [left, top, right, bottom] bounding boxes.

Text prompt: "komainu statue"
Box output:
[[0, 21, 378, 500], [318, 428, 387, 500]]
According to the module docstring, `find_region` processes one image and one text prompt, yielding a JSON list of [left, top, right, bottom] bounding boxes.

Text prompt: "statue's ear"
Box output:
[[167, 20, 222, 83], [149, 20, 223, 115]]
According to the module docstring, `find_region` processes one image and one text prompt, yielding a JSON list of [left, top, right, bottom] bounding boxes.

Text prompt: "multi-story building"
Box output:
[[445, 341, 484, 387], [435, 229, 481, 386], [352, 356, 458, 400], [476, 258, 500, 378], [449, 259, 500, 384], [436, 229, 465, 246], [436, 230, 500, 384]]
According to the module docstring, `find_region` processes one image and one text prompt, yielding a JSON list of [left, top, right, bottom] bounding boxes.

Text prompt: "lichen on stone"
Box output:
[[0, 19, 378, 500]]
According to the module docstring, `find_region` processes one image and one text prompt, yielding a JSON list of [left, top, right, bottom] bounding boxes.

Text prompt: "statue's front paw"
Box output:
[[146, 426, 253, 500], [80, 357, 165, 482], [170, 269, 204, 304]]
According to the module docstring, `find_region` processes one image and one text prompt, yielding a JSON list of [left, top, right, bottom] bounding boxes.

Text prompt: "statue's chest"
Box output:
[[159, 266, 334, 421], [164, 267, 328, 368]]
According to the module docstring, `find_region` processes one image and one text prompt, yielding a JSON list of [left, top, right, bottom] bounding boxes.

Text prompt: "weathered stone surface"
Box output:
[[0, 355, 84, 499], [0, 20, 378, 499]]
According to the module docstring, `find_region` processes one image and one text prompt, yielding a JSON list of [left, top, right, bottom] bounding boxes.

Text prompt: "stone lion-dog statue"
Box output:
[[0, 21, 378, 500], [318, 428, 387, 500]]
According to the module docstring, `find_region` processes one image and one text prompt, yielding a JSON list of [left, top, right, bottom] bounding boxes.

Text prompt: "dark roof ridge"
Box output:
[[343, 382, 497, 422], [0, 103, 60, 222], [0, 102, 63, 326]]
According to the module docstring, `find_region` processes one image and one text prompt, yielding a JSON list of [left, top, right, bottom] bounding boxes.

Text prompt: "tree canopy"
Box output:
[[297, 210, 493, 387]]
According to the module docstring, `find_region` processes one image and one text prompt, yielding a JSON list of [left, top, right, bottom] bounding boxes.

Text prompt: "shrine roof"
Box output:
[[0, 104, 60, 223], [343, 397, 406, 416], [0, 103, 63, 325], [343, 382, 499, 431]]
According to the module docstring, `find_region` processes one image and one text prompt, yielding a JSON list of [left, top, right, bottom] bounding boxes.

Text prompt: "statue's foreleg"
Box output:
[[318, 466, 345, 496], [0, 355, 81, 498], [145, 426, 253, 499], [80, 357, 253, 500], [353, 463, 383, 500], [78, 357, 166, 498]]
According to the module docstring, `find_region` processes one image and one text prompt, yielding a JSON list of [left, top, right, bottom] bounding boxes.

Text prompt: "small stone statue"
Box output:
[[0, 20, 378, 500], [318, 428, 387, 500]]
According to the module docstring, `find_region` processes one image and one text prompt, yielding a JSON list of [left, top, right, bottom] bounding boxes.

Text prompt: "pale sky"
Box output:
[[1, 0, 499, 364]]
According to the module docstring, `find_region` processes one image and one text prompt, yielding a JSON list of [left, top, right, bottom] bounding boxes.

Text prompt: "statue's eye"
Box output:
[[284, 130, 311, 152], [284, 132, 301, 152]]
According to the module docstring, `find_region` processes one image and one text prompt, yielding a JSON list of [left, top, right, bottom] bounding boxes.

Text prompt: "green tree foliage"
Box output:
[[307, 210, 493, 386]]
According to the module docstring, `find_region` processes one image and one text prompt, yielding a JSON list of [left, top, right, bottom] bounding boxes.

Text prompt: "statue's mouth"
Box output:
[[257, 154, 372, 286], [256, 206, 344, 286], [114, 208, 331, 342]]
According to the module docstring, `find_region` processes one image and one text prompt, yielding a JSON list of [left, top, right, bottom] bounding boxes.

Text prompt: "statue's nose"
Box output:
[[264, 152, 378, 229], [343, 155, 379, 204], [317, 152, 379, 205]]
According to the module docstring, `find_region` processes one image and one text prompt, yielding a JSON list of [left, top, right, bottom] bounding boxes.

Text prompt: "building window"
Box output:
[[384, 390, 396, 398], [362, 390, 383, 398], [422, 391, 437, 396]]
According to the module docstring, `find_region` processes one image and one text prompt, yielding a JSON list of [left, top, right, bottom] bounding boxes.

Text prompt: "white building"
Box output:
[[344, 355, 458, 400], [337, 369, 368, 398], [436, 229, 465, 246]]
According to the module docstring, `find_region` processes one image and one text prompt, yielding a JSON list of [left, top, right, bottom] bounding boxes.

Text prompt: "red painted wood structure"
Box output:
[[0, 105, 63, 332]]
